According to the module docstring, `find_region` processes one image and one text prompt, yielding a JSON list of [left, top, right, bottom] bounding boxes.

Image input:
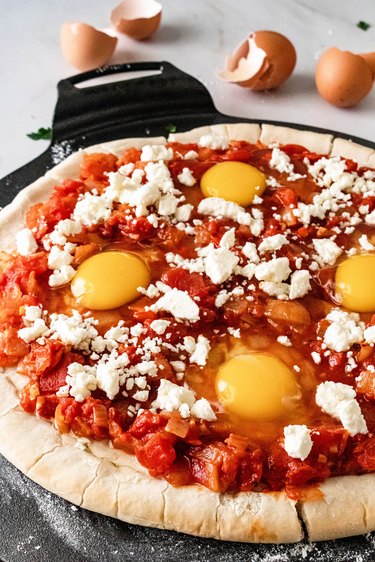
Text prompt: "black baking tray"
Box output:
[[1, 62, 374, 562]]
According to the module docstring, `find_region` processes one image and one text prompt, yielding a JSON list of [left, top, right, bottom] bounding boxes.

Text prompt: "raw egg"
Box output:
[[111, 0, 162, 40], [200, 161, 266, 206], [335, 254, 375, 312], [218, 31, 297, 91], [215, 353, 301, 420], [71, 251, 150, 310], [61, 22, 117, 71], [315, 47, 374, 107]]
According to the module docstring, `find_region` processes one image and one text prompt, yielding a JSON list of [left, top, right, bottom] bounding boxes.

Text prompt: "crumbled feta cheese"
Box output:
[[151, 379, 216, 421], [177, 167, 196, 186], [289, 270, 311, 300], [96, 362, 120, 400], [204, 247, 239, 284], [219, 228, 236, 250], [312, 238, 342, 266], [49, 311, 98, 348], [255, 257, 291, 282], [260, 281, 289, 299], [189, 335, 211, 366], [270, 148, 294, 174], [18, 319, 49, 343], [311, 351, 322, 365], [242, 242, 260, 264], [316, 381, 368, 436], [140, 145, 173, 162], [283, 425, 313, 460], [73, 192, 112, 226], [16, 228, 38, 256], [365, 210, 375, 225], [364, 325, 375, 344], [258, 234, 288, 253], [158, 194, 179, 216], [323, 309, 364, 352], [175, 204, 193, 222], [151, 379, 195, 418], [151, 288, 200, 322], [184, 150, 198, 160], [66, 363, 97, 402], [24, 305, 42, 322], [48, 245, 74, 270], [197, 197, 262, 233], [359, 234, 374, 251], [190, 398, 217, 421], [150, 319, 170, 335], [277, 335, 292, 347], [198, 133, 228, 150]]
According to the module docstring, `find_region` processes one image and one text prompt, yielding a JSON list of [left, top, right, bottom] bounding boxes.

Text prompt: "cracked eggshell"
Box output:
[[61, 22, 117, 71], [315, 48, 374, 108], [218, 31, 297, 91], [111, 0, 162, 40]]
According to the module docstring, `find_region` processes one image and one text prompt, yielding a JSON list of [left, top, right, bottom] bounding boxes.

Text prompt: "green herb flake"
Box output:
[[27, 127, 53, 141], [165, 124, 177, 134], [357, 21, 370, 31]]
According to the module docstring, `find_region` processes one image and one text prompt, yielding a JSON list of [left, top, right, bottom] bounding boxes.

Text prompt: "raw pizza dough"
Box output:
[[1, 123, 375, 544]]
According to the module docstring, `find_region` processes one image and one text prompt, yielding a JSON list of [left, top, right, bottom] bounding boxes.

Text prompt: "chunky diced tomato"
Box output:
[[136, 432, 177, 475], [39, 352, 84, 394], [80, 153, 118, 181]]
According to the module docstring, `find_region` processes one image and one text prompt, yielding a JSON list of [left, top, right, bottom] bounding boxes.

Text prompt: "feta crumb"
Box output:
[[311, 351, 322, 364], [283, 425, 313, 460], [151, 378, 195, 418], [359, 234, 374, 251], [323, 309, 364, 352], [184, 150, 198, 160], [177, 167, 196, 186], [289, 270, 311, 300], [242, 242, 260, 264], [140, 145, 173, 162], [189, 335, 211, 366], [150, 319, 170, 335], [255, 257, 291, 283], [151, 288, 200, 322], [312, 238, 342, 266], [66, 363, 97, 402], [277, 335, 292, 347], [16, 228, 38, 256], [316, 381, 368, 436], [190, 398, 217, 421], [204, 247, 239, 284], [258, 234, 288, 253]]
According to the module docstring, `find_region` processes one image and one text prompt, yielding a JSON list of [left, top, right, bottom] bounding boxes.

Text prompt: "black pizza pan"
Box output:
[[0, 62, 374, 562]]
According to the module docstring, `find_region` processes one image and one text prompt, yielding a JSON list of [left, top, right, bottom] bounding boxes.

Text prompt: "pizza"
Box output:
[[1, 123, 375, 544]]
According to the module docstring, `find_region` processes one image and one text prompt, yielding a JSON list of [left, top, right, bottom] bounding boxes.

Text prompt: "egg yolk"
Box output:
[[71, 251, 150, 310], [335, 253, 375, 312], [200, 161, 266, 206], [215, 353, 301, 420]]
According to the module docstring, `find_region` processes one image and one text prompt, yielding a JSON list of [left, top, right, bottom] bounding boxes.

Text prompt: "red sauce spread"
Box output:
[[1, 139, 375, 498]]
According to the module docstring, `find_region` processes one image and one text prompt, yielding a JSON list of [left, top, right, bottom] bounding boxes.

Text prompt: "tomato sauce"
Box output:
[[1, 140, 375, 496]]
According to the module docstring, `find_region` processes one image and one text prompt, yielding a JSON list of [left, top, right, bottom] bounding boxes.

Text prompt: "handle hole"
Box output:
[[75, 69, 162, 89]]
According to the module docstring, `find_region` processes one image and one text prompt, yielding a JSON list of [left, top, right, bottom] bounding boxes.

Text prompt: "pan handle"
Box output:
[[52, 61, 217, 143]]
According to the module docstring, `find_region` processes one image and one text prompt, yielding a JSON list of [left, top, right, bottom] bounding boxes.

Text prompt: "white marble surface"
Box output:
[[0, 0, 374, 179]]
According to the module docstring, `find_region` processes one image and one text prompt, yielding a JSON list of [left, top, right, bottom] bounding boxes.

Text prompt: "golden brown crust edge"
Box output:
[[0, 123, 375, 543]]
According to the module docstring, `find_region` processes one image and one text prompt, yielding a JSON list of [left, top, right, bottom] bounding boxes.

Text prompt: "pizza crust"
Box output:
[[0, 123, 375, 543]]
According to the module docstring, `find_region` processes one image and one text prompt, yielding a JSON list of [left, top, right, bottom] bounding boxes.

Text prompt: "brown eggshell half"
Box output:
[[359, 52, 375, 78], [61, 22, 117, 71], [315, 47, 373, 108], [111, 0, 162, 40], [218, 30, 296, 91]]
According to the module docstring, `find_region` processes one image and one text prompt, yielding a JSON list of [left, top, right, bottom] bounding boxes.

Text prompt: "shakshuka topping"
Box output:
[[1, 135, 375, 496]]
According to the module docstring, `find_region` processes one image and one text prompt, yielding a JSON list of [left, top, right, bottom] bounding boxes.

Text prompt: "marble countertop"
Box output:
[[0, 0, 374, 179]]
